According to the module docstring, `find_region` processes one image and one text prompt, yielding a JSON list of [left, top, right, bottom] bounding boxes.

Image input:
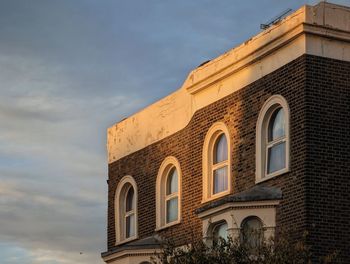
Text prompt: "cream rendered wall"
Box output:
[[107, 87, 192, 163]]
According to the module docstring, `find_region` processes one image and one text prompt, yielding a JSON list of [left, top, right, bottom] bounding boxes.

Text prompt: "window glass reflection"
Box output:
[[125, 187, 134, 212], [166, 197, 178, 223], [214, 134, 228, 164], [166, 168, 178, 195], [267, 142, 286, 174], [213, 222, 228, 244], [126, 214, 135, 238], [268, 108, 285, 142], [213, 166, 228, 194]]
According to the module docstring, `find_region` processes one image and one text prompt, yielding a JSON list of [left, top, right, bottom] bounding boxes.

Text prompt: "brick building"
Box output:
[[101, 2, 350, 263]]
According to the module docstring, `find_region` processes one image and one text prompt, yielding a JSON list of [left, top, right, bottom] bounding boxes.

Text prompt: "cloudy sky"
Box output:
[[0, 0, 349, 263]]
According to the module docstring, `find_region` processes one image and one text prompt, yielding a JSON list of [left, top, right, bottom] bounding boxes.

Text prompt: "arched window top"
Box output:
[[125, 186, 134, 212], [256, 95, 290, 183], [166, 167, 178, 195], [213, 221, 228, 243], [156, 156, 182, 230], [241, 216, 263, 230], [241, 216, 264, 250], [268, 107, 285, 142], [214, 133, 228, 164], [115, 175, 138, 244], [203, 122, 232, 202]]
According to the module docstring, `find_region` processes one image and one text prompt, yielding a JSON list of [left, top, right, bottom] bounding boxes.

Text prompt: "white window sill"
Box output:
[[255, 168, 289, 184], [155, 219, 181, 232]]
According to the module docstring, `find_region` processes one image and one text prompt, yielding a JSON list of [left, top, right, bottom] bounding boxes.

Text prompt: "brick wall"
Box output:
[[106, 55, 350, 262], [304, 56, 350, 262]]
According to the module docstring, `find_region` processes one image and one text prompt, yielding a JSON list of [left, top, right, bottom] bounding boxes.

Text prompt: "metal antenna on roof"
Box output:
[[260, 8, 293, 30]]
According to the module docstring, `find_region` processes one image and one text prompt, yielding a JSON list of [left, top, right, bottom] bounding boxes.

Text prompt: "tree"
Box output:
[[152, 232, 339, 264]]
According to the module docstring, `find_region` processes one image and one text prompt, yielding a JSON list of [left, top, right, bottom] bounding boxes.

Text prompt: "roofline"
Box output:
[[108, 2, 350, 163]]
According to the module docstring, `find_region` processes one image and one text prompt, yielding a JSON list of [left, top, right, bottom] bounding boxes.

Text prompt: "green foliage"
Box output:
[[152, 232, 339, 264]]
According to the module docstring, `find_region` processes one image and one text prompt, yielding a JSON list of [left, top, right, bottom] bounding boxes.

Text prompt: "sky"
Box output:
[[0, 0, 349, 263]]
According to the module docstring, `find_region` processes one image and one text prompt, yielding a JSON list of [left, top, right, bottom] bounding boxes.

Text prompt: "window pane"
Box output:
[[213, 134, 228, 164], [268, 108, 285, 142], [126, 214, 135, 238], [213, 222, 228, 243], [125, 187, 134, 212], [166, 197, 178, 223], [241, 217, 263, 249], [166, 168, 178, 195], [267, 142, 286, 174], [213, 166, 228, 194]]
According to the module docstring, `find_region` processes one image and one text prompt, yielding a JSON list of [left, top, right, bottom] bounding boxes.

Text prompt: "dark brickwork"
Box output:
[[106, 55, 350, 262], [304, 56, 350, 262]]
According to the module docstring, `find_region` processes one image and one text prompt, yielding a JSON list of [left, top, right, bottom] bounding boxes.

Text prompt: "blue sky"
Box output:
[[1, 0, 349, 263]]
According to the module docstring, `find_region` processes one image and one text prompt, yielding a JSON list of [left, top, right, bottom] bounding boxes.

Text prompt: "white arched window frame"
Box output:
[[256, 95, 290, 183], [156, 156, 182, 230], [115, 175, 138, 244], [202, 122, 232, 202]]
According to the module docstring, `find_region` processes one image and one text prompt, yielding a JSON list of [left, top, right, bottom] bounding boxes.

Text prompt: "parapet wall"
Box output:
[[107, 2, 350, 163]]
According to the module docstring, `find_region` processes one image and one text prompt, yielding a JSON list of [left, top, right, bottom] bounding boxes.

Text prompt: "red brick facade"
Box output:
[[105, 54, 350, 262]]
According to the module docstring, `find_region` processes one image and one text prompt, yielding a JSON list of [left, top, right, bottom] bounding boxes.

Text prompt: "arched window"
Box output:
[[241, 216, 263, 250], [256, 95, 290, 182], [156, 157, 182, 230], [212, 221, 228, 245], [115, 176, 138, 244], [203, 122, 231, 201]]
